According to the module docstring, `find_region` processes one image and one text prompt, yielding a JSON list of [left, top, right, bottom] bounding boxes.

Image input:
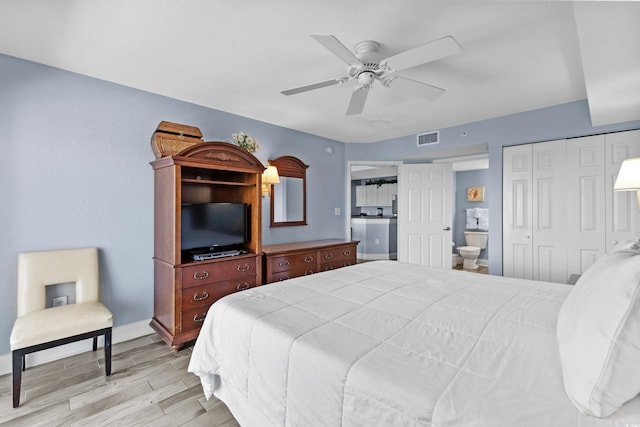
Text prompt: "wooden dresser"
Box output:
[[150, 140, 264, 350], [262, 239, 359, 284]]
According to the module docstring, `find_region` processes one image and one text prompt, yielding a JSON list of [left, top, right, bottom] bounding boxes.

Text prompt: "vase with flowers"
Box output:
[[232, 132, 260, 153]]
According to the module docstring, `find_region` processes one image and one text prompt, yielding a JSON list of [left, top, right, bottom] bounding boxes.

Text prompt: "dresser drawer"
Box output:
[[182, 256, 258, 288], [269, 251, 317, 273], [181, 306, 210, 333], [271, 268, 316, 282], [181, 275, 256, 311], [320, 245, 356, 264], [319, 259, 356, 272]]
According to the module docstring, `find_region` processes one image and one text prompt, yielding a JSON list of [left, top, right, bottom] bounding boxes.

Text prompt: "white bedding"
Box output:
[[188, 261, 631, 426]]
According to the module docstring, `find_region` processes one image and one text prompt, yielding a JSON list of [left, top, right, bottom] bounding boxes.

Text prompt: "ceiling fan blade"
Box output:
[[384, 36, 462, 72], [346, 86, 370, 115], [311, 35, 363, 66], [281, 78, 347, 96], [391, 76, 445, 100]]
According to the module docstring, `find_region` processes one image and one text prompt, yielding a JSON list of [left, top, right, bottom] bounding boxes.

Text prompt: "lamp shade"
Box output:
[[614, 157, 640, 190], [262, 166, 280, 185]]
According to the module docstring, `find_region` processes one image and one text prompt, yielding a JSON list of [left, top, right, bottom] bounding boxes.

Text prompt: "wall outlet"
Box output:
[[334, 207, 340, 216], [375, 238, 380, 245], [52, 296, 68, 307]]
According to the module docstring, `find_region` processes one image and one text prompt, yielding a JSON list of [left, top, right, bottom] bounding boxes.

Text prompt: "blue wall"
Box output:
[[454, 170, 489, 260], [3, 51, 640, 356], [345, 100, 640, 276], [0, 54, 346, 354]]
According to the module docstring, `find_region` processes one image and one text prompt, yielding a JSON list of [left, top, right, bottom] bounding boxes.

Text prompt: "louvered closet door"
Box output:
[[605, 130, 640, 251], [532, 140, 568, 283], [503, 145, 533, 279], [566, 135, 606, 277]]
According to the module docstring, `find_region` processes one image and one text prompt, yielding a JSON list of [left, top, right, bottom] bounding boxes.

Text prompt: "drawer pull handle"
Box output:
[[324, 253, 334, 260], [279, 260, 290, 268], [325, 266, 334, 271], [304, 270, 314, 276], [279, 276, 290, 281], [343, 250, 352, 256], [237, 264, 250, 272], [193, 291, 209, 301], [193, 313, 206, 323], [304, 256, 314, 263], [193, 271, 209, 280], [236, 282, 250, 291]]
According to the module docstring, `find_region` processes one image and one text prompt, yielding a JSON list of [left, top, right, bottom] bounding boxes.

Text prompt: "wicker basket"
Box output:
[[150, 121, 203, 159]]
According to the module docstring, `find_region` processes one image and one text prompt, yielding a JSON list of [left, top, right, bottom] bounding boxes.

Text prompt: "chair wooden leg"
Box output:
[[104, 328, 112, 376], [92, 336, 97, 352], [13, 351, 23, 408]]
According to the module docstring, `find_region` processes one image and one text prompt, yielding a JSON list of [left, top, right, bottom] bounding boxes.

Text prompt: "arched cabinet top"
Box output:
[[152, 141, 265, 174]]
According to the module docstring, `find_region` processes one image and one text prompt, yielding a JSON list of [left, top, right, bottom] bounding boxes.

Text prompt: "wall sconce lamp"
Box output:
[[261, 165, 280, 197], [614, 157, 640, 210]]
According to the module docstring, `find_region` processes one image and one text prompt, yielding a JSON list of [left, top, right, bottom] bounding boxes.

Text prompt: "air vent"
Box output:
[[417, 131, 439, 147]]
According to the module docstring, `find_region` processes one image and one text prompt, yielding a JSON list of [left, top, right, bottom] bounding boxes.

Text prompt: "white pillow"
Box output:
[[557, 243, 640, 418]]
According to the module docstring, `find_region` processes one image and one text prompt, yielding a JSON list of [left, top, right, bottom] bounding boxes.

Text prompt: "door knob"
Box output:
[[443, 226, 451, 231]]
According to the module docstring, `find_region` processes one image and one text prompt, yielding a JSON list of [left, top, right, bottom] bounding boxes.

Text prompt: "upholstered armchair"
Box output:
[[9, 247, 113, 408]]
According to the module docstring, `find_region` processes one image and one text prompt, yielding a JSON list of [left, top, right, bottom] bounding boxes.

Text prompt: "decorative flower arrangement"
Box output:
[[232, 132, 260, 152]]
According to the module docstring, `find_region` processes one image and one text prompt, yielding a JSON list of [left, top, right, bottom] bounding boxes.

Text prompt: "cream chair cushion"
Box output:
[[10, 302, 113, 350]]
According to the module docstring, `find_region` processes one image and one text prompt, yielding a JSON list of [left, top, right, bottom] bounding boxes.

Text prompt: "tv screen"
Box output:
[[181, 203, 249, 252]]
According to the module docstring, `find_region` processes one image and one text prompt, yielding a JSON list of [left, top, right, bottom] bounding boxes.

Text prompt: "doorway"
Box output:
[[434, 154, 490, 269], [346, 161, 401, 262], [346, 153, 488, 268]]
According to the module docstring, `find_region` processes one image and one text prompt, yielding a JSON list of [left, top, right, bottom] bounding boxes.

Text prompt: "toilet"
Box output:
[[458, 231, 488, 270]]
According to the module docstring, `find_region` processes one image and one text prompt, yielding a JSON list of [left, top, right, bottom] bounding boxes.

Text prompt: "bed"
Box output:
[[188, 256, 640, 427]]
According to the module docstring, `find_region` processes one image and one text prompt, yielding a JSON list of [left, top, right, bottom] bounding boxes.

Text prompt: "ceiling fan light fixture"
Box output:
[[358, 72, 375, 87]]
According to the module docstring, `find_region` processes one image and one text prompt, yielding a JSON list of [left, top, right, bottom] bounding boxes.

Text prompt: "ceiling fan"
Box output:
[[281, 34, 462, 115]]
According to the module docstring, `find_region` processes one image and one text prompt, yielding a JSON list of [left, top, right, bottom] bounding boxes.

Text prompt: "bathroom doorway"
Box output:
[[434, 154, 490, 270]]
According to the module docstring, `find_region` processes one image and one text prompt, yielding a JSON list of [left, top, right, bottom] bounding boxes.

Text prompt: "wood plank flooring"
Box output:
[[452, 264, 489, 274], [0, 334, 240, 426]]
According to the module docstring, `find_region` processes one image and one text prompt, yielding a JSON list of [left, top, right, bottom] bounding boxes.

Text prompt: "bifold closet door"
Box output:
[[605, 130, 640, 251], [503, 141, 568, 282], [566, 135, 606, 277], [503, 144, 533, 280], [504, 130, 640, 283], [531, 140, 567, 283]]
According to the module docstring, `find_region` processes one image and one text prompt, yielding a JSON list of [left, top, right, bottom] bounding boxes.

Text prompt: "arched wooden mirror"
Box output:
[[269, 156, 309, 227]]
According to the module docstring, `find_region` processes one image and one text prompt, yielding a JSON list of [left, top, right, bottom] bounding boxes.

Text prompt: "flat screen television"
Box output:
[[181, 202, 249, 253]]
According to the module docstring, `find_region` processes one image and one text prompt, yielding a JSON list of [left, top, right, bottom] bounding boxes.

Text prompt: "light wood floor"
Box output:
[[452, 264, 489, 274], [0, 334, 239, 427]]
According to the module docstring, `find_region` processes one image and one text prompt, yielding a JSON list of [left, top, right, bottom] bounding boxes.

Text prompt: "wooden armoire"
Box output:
[[150, 142, 264, 350]]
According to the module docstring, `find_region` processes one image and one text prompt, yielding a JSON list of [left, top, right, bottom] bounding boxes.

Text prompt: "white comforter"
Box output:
[[188, 261, 620, 427]]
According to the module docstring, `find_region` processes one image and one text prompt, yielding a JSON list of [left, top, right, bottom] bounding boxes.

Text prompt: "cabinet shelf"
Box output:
[[182, 178, 255, 187]]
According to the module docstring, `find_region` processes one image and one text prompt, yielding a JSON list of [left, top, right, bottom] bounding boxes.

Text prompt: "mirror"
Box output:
[[269, 156, 309, 227]]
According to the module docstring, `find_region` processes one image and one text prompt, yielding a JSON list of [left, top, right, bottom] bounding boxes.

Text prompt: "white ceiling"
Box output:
[[1, 1, 638, 143]]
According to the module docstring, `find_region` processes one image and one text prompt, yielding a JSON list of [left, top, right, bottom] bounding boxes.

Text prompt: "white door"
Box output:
[[532, 140, 568, 283], [605, 130, 640, 251], [503, 144, 534, 279], [398, 163, 452, 268], [566, 135, 606, 276]]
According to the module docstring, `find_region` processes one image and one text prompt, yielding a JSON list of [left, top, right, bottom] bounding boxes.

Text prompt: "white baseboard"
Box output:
[[357, 252, 397, 261], [0, 319, 153, 376]]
